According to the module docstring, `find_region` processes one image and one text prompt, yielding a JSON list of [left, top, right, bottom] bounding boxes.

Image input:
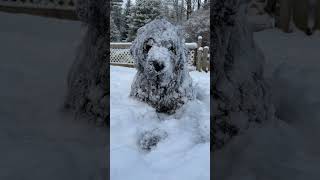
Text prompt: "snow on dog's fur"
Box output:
[[130, 18, 195, 114]]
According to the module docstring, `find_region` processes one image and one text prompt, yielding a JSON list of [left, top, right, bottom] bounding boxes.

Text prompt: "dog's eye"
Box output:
[[169, 46, 176, 54]]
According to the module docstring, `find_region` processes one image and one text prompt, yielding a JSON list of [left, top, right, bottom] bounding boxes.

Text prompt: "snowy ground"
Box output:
[[0, 12, 106, 179], [214, 29, 320, 180], [110, 66, 210, 180]]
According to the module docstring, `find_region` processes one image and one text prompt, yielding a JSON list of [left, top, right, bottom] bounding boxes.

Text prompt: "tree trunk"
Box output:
[[187, 0, 192, 19], [198, 0, 201, 9], [279, 0, 293, 32], [174, 0, 179, 22]]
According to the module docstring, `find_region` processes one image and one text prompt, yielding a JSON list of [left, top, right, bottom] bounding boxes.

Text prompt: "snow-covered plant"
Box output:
[[211, 0, 274, 150], [64, 0, 108, 125], [130, 18, 195, 114], [121, 0, 132, 40]]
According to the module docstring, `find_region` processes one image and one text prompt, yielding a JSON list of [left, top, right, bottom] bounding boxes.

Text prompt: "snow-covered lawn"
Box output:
[[110, 66, 210, 180]]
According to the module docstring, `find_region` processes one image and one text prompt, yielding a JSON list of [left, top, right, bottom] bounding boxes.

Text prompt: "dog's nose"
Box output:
[[152, 61, 165, 72]]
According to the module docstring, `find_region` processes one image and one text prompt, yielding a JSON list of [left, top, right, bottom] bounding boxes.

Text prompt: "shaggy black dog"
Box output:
[[130, 19, 195, 114]]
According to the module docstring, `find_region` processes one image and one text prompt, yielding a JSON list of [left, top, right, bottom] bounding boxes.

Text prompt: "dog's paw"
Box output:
[[138, 128, 168, 152]]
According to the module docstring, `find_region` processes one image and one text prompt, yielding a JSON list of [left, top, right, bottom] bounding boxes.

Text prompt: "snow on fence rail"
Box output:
[[111, 37, 209, 72]]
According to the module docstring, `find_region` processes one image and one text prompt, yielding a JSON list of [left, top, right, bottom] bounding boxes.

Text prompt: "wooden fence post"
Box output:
[[194, 36, 203, 66], [196, 47, 203, 72], [202, 46, 209, 72], [197, 36, 202, 48]]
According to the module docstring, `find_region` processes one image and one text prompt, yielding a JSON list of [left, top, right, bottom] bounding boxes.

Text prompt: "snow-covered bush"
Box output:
[[130, 18, 195, 114], [64, 0, 108, 125], [211, 0, 275, 150]]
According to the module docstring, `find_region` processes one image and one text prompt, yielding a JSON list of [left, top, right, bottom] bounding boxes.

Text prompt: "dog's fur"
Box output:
[[130, 19, 194, 114]]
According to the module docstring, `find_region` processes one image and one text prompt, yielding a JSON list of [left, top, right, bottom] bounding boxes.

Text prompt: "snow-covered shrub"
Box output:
[[211, 0, 275, 150], [64, 0, 108, 125], [130, 18, 195, 114]]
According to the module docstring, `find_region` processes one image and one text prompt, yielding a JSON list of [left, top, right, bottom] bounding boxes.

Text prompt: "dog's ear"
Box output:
[[137, 26, 146, 36], [130, 39, 145, 72]]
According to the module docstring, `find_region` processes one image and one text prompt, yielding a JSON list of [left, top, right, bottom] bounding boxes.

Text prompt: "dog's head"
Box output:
[[130, 19, 187, 83]]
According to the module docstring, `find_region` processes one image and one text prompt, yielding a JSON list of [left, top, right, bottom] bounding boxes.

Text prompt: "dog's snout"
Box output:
[[152, 61, 165, 72]]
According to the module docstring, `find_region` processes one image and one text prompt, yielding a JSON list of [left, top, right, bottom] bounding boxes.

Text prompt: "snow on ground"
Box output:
[[110, 66, 210, 180], [214, 29, 320, 180], [0, 12, 106, 179]]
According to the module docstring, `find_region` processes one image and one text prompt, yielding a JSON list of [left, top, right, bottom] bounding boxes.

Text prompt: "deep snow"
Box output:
[[110, 66, 210, 180]]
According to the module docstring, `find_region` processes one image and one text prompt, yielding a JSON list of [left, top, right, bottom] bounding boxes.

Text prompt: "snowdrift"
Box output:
[[110, 66, 210, 180]]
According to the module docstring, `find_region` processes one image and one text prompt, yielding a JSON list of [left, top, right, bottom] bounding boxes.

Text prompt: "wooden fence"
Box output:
[[111, 36, 210, 72]]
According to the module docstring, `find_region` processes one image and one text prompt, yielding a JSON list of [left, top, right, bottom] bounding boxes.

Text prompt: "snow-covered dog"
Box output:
[[130, 19, 194, 114]]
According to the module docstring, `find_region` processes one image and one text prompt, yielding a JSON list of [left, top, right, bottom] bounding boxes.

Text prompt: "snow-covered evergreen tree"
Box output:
[[127, 0, 162, 41], [111, 15, 121, 42], [121, 0, 132, 41], [111, 0, 124, 36]]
